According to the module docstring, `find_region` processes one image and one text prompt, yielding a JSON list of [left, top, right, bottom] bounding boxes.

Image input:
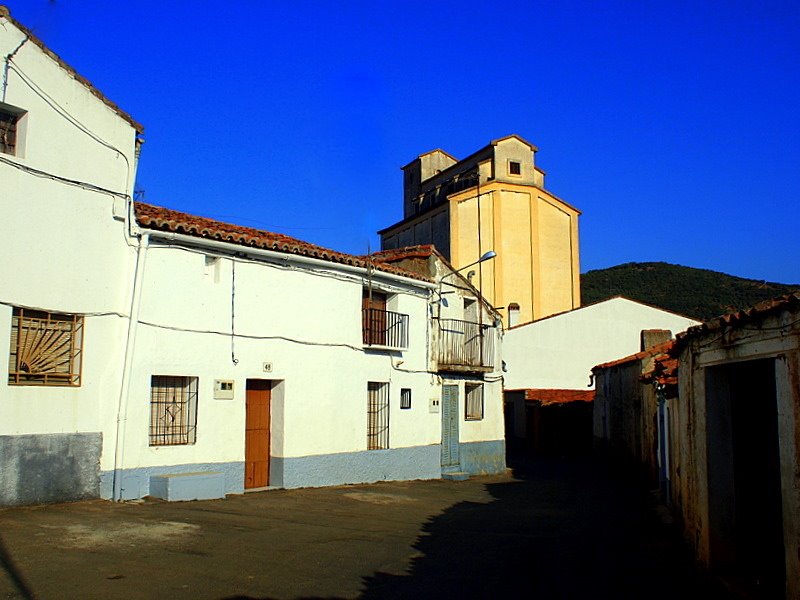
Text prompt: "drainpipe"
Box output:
[[112, 233, 149, 501]]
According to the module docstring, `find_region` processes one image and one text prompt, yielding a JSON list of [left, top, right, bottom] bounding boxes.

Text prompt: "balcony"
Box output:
[[435, 318, 496, 371], [362, 308, 409, 350]]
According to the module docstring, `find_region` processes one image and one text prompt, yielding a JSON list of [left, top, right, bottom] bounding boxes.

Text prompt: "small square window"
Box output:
[[0, 105, 24, 156], [508, 161, 521, 176], [400, 388, 411, 409], [465, 383, 484, 421]]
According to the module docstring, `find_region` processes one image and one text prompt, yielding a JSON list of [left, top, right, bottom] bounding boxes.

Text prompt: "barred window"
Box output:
[[149, 376, 198, 446], [367, 382, 389, 450], [465, 383, 484, 421], [8, 308, 83, 386], [0, 105, 24, 156], [400, 388, 411, 410]]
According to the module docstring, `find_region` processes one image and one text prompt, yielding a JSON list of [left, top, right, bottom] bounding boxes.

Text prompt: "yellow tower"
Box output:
[[379, 135, 580, 325]]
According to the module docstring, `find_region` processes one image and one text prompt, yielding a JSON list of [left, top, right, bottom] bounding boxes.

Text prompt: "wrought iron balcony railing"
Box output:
[[435, 318, 495, 369], [362, 308, 409, 350]]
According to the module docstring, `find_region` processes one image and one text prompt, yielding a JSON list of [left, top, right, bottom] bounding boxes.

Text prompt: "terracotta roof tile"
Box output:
[[523, 388, 595, 405], [673, 290, 800, 353], [593, 340, 676, 371], [645, 354, 679, 387], [368, 245, 439, 262], [134, 202, 432, 282], [1, 6, 143, 133]]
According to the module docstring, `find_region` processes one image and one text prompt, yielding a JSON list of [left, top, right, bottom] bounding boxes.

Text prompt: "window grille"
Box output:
[[465, 383, 484, 421], [0, 108, 19, 155], [367, 382, 389, 450], [8, 308, 83, 386], [400, 388, 412, 410], [149, 376, 198, 446]]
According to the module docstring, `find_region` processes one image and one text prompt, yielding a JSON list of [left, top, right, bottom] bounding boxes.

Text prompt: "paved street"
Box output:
[[0, 455, 729, 600]]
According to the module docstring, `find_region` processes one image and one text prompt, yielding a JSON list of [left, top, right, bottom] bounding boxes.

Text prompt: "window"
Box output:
[[400, 388, 411, 410], [362, 288, 409, 349], [465, 383, 484, 420], [362, 289, 388, 346], [0, 104, 24, 156], [8, 308, 83, 386], [508, 161, 521, 176], [367, 382, 389, 449], [149, 376, 198, 446]]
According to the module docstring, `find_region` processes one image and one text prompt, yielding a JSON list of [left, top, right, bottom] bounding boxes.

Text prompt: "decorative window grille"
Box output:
[[149, 376, 198, 446], [8, 308, 83, 386], [367, 382, 389, 450], [465, 383, 484, 421], [400, 388, 412, 410]]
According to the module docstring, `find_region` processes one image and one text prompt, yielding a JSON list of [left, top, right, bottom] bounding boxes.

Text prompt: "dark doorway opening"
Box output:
[[705, 359, 784, 596]]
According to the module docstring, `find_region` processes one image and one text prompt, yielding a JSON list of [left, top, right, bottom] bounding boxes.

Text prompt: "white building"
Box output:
[[1, 6, 141, 505], [0, 7, 505, 505], [503, 297, 698, 448], [504, 297, 699, 391]]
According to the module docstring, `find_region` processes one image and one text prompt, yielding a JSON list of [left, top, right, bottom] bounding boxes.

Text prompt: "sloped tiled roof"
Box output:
[[592, 340, 679, 396], [368, 245, 440, 262], [509, 388, 595, 406], [642, 354, 679, 394], [134, 202, 432, 282], [0, 6, 143, 133], [673, 290, 800, 352], [593, 340, 675, 371]]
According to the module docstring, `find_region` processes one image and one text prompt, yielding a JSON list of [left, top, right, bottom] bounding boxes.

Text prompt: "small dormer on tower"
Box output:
[[402, 149, 457, 218]]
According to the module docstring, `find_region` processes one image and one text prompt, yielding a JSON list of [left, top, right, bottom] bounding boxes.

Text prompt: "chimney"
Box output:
[[641, 329, 672, 351]]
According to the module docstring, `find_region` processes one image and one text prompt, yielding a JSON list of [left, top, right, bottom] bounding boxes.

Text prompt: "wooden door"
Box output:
[[441, 385, 460, 470], [362, 289, 387, 345], [245, 380, 271, 489]]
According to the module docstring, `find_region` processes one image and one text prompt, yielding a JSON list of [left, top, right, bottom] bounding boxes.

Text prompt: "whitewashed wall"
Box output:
[[0, 19, 137, 438], [115, 242, 442, 490], [0, 14, 139, 504], [504, 297, 699, 390], [434, 263, 506, 463]]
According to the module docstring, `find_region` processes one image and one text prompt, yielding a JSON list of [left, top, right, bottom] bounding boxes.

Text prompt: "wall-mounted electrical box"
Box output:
[[429, 397, 440, 413], [214, 379, 235, 400]]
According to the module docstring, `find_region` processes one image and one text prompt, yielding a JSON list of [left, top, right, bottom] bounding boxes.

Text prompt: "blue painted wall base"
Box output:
[[98, 440, 504, 501], [150, 471, 226, 501], [100, 461, 244, 500], [271, 444, 441, 488], [459, 440, 506, 475]]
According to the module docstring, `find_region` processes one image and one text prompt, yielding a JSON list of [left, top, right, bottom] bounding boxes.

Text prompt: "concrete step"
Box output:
[[441, 471, 470, 481]]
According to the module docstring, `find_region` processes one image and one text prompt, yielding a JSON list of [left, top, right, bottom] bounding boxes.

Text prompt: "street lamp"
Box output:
[[442, 250, 497, 279]]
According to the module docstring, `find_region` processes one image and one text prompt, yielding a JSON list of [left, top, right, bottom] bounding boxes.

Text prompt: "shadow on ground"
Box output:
[[357, 455, 727, 599], [224, 453, 730, 600]]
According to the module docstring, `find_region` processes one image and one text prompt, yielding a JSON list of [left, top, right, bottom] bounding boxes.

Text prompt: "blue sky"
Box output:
[[9, 0, 800, 283]]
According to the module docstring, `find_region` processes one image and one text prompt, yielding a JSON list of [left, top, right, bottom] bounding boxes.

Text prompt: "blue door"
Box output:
[[441, 385, 460, 470]]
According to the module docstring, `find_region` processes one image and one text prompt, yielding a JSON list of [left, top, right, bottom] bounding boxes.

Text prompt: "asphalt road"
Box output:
[[0, 455, 730, 599]]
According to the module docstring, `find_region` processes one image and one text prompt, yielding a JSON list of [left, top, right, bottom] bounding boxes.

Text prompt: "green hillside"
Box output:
[[581, 262, 800, 321]]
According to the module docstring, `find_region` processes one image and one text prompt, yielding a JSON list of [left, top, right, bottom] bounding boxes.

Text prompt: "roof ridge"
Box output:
[[0, 6, 143, 133], [133, 202, 432, 283]]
